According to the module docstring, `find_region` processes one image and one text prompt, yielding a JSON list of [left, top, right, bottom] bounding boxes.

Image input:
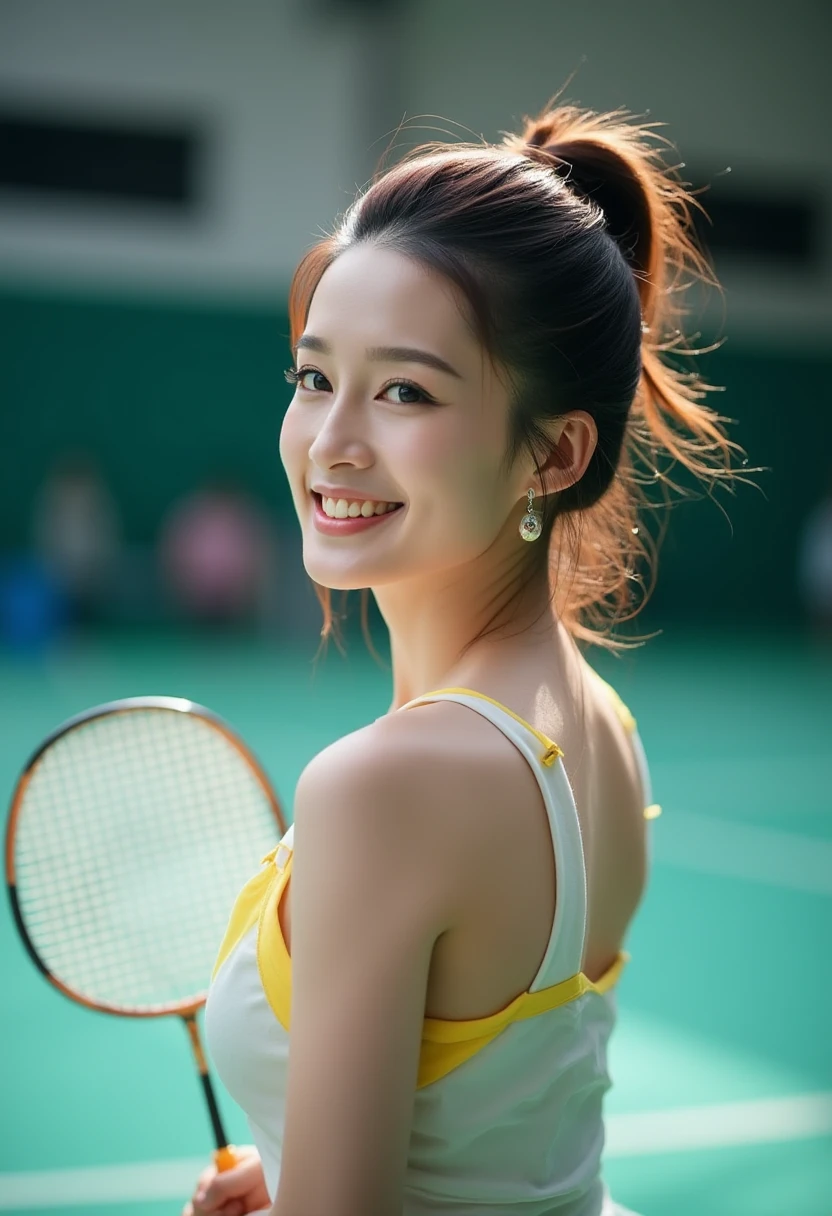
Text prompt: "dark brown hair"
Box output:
[[287, 95, 741, 662]]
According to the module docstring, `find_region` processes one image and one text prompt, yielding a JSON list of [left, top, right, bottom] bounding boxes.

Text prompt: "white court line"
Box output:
[[605, 1091, 832, 1156], [0, 1092, 830, 1209], [652, 810, 832, 895]]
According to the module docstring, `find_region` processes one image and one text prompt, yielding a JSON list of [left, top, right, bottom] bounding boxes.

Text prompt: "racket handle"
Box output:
[[182, 1013, 239, 1173], [213, 1144, 241, 1172]]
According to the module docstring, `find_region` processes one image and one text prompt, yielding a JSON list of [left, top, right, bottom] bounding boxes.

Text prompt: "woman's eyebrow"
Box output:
[[294, 334, 462, 380]]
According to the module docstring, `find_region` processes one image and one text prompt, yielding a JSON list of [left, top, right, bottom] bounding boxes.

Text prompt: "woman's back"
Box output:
[[274, 638, 648, 1024], [370, 634, 650, 1025], [396, 646, 653, 1212]]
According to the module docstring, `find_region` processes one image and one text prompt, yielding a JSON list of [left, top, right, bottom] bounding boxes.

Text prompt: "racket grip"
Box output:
[[213, 1144, 241, 1172]]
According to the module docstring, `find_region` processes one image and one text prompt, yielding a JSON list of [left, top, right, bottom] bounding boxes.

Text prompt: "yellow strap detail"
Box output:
[[210, 862, 276, 982], [421, 950, 629, 1044], [644, 803, 662, 820], [211, 842, 292, 983], [417, 951, 629, 1088], [256, 856, 293, 1031], [249, 844, 630, 1089], [403, 687, 564, 767]]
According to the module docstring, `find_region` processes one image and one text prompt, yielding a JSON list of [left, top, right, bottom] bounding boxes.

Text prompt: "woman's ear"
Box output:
[[534, 411, 598, 497]]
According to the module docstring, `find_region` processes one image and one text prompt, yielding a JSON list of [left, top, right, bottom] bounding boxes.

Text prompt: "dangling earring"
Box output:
[[519, 488, 543, 542]]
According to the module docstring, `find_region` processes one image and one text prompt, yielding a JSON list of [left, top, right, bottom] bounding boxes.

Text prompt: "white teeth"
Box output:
[[320, 496, 400, 519]]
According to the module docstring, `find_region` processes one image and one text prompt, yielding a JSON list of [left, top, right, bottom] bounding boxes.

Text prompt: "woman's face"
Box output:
[[279, 243, 526, 592]]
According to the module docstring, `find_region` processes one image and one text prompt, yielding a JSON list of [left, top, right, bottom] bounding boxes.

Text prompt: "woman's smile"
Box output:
[[311, 491, 406, 536]]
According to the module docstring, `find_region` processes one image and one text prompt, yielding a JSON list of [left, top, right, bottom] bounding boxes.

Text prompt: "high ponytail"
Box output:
[[287, 95, 745, 657], [500, 101, 742, 642]]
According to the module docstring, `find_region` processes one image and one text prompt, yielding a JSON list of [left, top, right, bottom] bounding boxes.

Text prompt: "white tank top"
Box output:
[[204, 680, 655, 1215]]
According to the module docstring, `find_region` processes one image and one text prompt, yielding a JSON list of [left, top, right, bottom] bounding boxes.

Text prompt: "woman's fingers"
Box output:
[[183, 1146, 268, 1215]]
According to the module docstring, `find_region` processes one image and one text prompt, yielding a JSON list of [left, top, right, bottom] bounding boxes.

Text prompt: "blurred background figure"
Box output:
[[30, 449, 122, 631], [158, 479, 278, 631], [797, 469, 832, 639], [0, 552, 66, 655]]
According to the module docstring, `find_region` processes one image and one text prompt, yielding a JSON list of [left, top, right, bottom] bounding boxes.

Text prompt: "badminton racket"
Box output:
[[5, 694, 287, 1174]]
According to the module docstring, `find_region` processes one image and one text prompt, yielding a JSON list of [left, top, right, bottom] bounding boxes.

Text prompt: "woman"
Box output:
[[186, 96, 737, 1216]]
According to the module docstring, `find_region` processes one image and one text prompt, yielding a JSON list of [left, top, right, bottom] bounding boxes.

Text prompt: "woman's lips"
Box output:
[[311, 493, 405, 536]]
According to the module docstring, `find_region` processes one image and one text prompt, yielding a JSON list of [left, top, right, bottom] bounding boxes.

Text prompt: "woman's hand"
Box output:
[[181, 1144, 271, 1216]]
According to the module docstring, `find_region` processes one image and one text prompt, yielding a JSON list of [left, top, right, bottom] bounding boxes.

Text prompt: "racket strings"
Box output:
[[12, 709, 283, 1011]]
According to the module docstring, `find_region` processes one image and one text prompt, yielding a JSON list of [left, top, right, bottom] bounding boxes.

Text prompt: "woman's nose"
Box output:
[[307, 395, 374, 469]]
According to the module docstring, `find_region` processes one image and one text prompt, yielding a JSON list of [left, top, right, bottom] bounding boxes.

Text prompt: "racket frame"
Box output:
[[5, 694, 289, 1176], [6, 693, 286, 1016]]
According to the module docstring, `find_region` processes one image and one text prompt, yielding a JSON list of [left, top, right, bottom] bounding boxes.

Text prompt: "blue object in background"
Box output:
[[0, 555, 68, 653]]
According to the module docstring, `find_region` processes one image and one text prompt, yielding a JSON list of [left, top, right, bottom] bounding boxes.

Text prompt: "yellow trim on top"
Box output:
[[210, 856, 278, 983], [257, 852, 293, 1032], [212, 680, 642, 1088], [403, 687, 564, 767], [421, 950, 629, 1043], [216, 843, 630, 1089], [415, 950, 629, 1087], [209, 843, 291, 984], [253, 842, 629, 1088]]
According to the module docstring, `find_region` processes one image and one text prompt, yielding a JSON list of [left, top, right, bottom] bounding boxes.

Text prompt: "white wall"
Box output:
[[0, 0, 365, 295], [0, 0, 828, 348]]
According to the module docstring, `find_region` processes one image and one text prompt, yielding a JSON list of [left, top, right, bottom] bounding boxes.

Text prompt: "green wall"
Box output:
[[0, 286, 296, 547], [1, 284, 828, 624]]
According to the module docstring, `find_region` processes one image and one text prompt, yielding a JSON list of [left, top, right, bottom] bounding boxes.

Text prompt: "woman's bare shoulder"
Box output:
[[291, 701, 524, 931], [304, 695, 511, 774], [298, 698, 533, 870]]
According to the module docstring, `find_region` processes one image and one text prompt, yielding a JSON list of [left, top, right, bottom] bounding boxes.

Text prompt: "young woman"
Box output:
[[188, 96, 737, 1216]]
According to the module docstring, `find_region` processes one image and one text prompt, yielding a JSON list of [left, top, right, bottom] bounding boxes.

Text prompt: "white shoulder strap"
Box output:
[[399, 689, 588, 988]]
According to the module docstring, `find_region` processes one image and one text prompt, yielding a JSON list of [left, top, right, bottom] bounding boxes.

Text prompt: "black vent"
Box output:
[[0, 107, 201, 208]]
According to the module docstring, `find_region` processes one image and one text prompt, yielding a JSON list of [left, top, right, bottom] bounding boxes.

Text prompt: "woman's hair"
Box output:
[[287, 93, 743, 662]]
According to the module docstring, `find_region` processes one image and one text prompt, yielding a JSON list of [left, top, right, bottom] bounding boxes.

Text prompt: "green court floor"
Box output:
[[1, 628, 830, 1215]]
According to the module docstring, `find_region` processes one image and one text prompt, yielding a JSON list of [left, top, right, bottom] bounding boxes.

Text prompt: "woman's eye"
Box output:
[[383, 381, 433, 405], [289, 367, 433, 405], [298, 369, 331, 392]]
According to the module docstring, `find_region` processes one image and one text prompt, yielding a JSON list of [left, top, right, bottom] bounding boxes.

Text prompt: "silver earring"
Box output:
[[519, 488, 543, 542]]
